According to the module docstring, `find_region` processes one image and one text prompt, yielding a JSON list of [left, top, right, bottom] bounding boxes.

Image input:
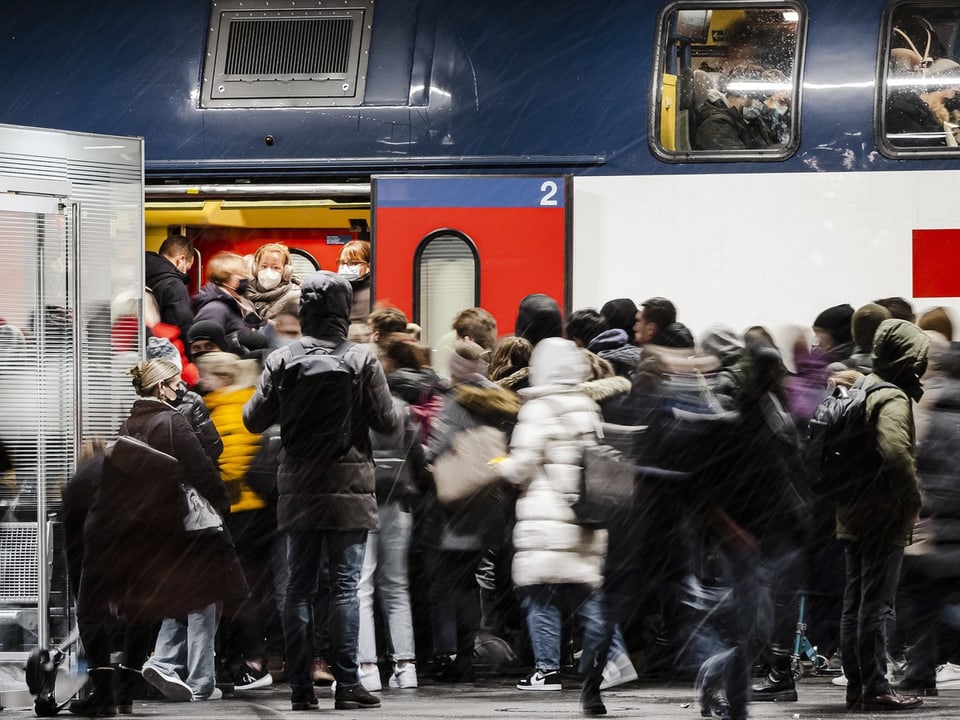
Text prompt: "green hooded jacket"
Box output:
[[836, 319, 930, 546]]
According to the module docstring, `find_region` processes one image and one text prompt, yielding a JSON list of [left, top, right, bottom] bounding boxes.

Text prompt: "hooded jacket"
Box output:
[[192, 282, 250, 338], [836, 319, 930, 546], [145, 251, 194, 339], [242, 271, 397, 531], [498, 338, 608, 589]]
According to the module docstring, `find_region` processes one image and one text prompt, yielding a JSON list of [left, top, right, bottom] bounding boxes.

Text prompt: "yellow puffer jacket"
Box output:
[[204, 385, 265, 513]]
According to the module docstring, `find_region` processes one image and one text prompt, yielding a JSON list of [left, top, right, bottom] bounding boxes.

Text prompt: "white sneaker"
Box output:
[[193, 687, 222, 701], [142, 662, 194, 702], [937, 661, 960, 688], [388, 663, 418, 689], [359, 663, 382, 692], [600, 652, 638, 690], [832, 671, 848, 687], [517, 669, 561, 691]]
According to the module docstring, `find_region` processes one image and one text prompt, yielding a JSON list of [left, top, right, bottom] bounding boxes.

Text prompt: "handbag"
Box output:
[[432, 425, 507, 506], [181, 482, 224, 533], [572, 423, 647, 529]]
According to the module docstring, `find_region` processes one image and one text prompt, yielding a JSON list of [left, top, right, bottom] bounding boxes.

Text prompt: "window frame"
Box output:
[[649, 0, 808, 164], [875, 0, 960, 159], [412, 229, 480, 345]]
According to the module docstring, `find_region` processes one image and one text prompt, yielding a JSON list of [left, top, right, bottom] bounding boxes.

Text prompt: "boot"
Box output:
[[580, 653, 607, 716], [69, 668, 117, 717], [752, 650, 797, 702]]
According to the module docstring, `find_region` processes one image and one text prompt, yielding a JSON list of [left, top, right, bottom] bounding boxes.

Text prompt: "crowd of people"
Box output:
[[59, 233, 960, 719]]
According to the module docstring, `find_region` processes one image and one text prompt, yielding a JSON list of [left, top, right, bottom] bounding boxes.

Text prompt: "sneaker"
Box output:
[[832, 672, 848, 687], [141, 663, 193, 703], [937, 661, 960, 688], [359, 663, 381, 692], [291, 685, 319, 711], [388, 663, 418, 689], [234, 663, 273, 692], [516, 669, 561, 691], [311, 658, 335, 686], [600, 652, 638, 690], [193, 687, 222, 701], [334, 683, 381, 710]]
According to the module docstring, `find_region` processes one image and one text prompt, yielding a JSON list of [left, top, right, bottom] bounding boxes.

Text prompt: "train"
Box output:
[[4, 0, 960, 349]]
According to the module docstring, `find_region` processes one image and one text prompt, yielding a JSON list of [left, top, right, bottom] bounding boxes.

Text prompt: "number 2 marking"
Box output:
[[540, 180, 559, 206]]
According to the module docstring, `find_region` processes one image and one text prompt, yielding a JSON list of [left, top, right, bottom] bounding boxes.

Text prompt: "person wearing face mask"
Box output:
[[193, 251, 262, 340], [145, 234, 196, 342], [695, 63, 777, 150], [337, 240, 373, 343], [244, 243, 302, 322]]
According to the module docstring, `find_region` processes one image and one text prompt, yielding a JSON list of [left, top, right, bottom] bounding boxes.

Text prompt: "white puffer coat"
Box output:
[[499, 338, 607, 589]]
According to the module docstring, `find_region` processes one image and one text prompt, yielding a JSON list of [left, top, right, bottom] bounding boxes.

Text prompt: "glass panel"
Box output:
[[653, 4, 803, 160], [418, 235, 476, 348], [881, 4, 960, 152]]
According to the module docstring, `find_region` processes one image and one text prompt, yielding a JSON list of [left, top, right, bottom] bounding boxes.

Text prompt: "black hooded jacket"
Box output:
[[145, 251, 194, 338], [243, 271, 397, 531]]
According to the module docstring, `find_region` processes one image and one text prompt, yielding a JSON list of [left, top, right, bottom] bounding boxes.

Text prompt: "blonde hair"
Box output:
[[206, 252, 247, 284], [254, 243, 291, 268]]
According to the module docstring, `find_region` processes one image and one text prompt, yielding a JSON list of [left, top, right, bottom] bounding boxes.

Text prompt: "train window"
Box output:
[[878, 3, 960, 156], [414, 232, 478, 347], [651, 3, 806, 162], [288, 248, 320, 280]]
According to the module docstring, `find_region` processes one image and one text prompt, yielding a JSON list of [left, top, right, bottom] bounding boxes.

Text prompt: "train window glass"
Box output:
[[416, 233, 478, 348], [878, 3, 960, 156], [288, 248, 320, 280], [651, 3, 805, 162]]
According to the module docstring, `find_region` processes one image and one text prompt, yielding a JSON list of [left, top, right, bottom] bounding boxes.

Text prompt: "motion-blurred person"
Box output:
[[186, 320, 234, 363], [337, 240, 373, 343], [565, 308, 608, 349], [194, 351, 275, 692], [695, 63, 777, 150], [875, 297, 916, 323], [192, 252, 260, 339], [589, 298, 643, 379], [496, 338, 613, 715], [489, 336, 533, 387], [243, 271, 397, 712], [424, 339, 519, 682], [245, 243, 301, 322], [836, 320, 928, 711]]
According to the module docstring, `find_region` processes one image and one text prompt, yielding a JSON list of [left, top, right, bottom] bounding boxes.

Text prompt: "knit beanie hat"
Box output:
[[129, 359, 179, 396], [146, 336, 183, 370], [600, 298, 638, 336], [651, 321, 695, 349], [851, 303, 892, 352], [918, 306, 954, 342], [813, 304, 855, 346], [187, 320, 229, 351], [449, 339, 489, 384]]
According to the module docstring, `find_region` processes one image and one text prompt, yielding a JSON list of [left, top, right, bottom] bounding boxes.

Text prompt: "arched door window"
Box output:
[[414, 231, 478, 347]]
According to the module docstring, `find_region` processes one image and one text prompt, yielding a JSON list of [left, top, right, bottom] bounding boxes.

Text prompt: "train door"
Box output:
[[0, 125, 143, 675], [372, 175, 572, 348]]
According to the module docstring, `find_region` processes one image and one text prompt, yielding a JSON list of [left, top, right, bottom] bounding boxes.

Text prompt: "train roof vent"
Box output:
[[201, 0, 374, 108]]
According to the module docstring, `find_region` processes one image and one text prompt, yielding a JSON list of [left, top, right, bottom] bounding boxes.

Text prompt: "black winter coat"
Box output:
[[243, 271, 397, 532], [145, 251, 194, 339], [71, 400, 247, 623]]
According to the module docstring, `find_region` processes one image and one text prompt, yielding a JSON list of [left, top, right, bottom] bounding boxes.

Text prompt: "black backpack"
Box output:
[[274, 339, 357, 461], [806, 379, 901, 501]]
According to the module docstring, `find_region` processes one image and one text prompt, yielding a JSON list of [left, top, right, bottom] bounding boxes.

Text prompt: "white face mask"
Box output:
[[257, 268, 282, 290], [338, 264, 362, 281]]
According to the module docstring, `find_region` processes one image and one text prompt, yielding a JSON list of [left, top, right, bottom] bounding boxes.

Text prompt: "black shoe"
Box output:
[[845, 686, 862, 711], [69, 693, 117, 717], [894, 679, 938, 697], [429, 654, 462, 683], [334, 684, 381, 710], [700, 689, 731, 720], [861, 688, 923, 711], [290, 685, 318, 711], [751, 670, 798, 702]]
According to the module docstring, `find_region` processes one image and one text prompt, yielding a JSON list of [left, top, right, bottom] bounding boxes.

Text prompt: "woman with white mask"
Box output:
[[244, 243, 302, 322]]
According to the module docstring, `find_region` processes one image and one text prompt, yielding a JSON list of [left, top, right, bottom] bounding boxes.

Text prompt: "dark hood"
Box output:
[[145, 251, 188, 286], [191, 282, 232, 313], [299, 271, 352, 339], [387, 367, 446, 404], [872, 318, 931, 400], [515, 294, 562, 347]]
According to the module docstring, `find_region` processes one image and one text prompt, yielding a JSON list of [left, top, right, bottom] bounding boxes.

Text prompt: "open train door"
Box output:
[[372, 174, 571, 349]]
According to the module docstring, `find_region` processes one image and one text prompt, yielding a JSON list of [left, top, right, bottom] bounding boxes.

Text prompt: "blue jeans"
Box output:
[[521, 584, 612, 673], [358, 501, 416, 663], [147, 603, 219, 700], [283, 529, 367, 689]]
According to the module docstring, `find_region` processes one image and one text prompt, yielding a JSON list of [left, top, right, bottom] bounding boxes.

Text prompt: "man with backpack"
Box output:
[[832, 319, 929, 712], [243, 271, 397, 712]]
